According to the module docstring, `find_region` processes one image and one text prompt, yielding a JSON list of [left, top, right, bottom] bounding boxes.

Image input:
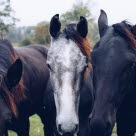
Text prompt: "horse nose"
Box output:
[[89, 118, 107, 136], [4, 113, 12, 120], [58, 124, 62, 134], [58, 123, 79, 135], [74, 124, 79, 133]]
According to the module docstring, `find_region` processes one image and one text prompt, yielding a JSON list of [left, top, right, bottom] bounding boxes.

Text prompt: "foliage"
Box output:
[[61, 1, 99, 46], [20, 37, 31, 46], [61, 1, 93, 24], [6, 0, 99, 46], [6, 26, 34, 44], [0, 0, 17, 37], [33, 1, 99, 46], [88, 22, 99, 45], [34, 24, 50, 45]]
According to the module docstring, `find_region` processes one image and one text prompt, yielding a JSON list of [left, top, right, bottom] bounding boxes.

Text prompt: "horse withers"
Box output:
[[89, 10, 136, 136], [45, 14, 94, 136]]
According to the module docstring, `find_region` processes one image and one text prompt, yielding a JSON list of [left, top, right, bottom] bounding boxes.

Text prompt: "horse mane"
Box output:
[[63, 24, 91, 78], [64, 24, 91, 59], [112, 21, 136, 50], [0, 39, 25, 117]]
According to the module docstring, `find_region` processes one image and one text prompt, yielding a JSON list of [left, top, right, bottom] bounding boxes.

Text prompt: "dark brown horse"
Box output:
[[0, 15, 94, 136], [0, 39, 49, 136]]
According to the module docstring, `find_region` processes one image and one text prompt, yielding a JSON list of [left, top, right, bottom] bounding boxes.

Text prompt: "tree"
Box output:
[[61, 1, 99, 45], [34, 24, 50, 45], [20, 37, 31, 46], [61, 1, 92, 24], [0, 0, 17, 37], [6, 26, 34, 44], [33, 1, 99, 47]]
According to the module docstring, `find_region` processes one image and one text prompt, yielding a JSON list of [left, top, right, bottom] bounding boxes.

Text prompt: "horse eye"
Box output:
[[86, 63, 88, 68], [47, 64, 54, 72]]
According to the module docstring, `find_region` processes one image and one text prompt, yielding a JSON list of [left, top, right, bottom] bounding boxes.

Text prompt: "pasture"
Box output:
[[9, 115, 44, 136], [9, 115, 117, 136]]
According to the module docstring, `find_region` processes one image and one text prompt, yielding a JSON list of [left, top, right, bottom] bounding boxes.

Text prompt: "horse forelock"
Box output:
[[64, 24, 91, 59], [64, 24, 91, 78]]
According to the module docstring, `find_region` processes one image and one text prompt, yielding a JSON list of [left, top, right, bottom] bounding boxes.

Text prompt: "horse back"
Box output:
[[15, 45, 49, 114]]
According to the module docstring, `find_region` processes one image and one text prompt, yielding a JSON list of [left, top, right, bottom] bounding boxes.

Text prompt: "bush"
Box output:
[[20, 38, 31, 46], [34, 24, 50, 45]]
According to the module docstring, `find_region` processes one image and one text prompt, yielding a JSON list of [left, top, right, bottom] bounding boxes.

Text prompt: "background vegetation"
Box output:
[[2, 0, 99, 46], [0, 0, 17, 37]]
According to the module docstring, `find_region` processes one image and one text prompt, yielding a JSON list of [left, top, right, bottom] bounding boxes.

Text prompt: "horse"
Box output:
[[43, 14, 94, 136], [0, 39, 49, 136], [89, 10, 136, 136]]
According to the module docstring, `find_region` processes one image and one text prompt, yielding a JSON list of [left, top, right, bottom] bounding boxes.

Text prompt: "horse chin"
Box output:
[[56, 117, 79, 135], [0, 122, 6, 136], [0, 128, 6, 136], [57, 128, 78, 136]]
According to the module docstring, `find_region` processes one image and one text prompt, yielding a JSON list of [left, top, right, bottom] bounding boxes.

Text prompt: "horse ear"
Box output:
[[77, 16, 88, 38], [98, 10, 108, 37], [49, 14, 61, 38], [6, 59, 23, 88], [131, 25, 136, 36]]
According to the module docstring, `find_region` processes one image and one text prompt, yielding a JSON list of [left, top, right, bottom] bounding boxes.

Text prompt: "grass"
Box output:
[[9, 115, 44, 136], [9, 115, 117, 136]]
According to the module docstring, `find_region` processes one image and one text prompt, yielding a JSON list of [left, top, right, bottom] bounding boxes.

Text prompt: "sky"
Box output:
[[11, 0, 136, 27]]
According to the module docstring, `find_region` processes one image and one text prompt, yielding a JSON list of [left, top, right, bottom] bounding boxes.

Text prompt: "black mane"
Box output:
[[113, 21, 131, 38], [112, 21, 136, 49]]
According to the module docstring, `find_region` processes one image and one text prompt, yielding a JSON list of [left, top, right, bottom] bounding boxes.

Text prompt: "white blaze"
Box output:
[[47, 37, 87, 134]]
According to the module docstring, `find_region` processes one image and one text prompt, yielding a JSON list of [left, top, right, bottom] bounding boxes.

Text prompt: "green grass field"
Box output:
[[9, 115, 117, 136], [9, 115, 44, 136]]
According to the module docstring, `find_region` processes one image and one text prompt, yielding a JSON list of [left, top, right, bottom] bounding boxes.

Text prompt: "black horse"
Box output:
[[43, 14, 94, 136], [0, 39, 49, 136], [89, 10, 136, 136]]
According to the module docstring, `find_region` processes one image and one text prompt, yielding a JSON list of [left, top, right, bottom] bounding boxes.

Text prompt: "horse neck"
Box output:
[[118, 63, 136, 113], [82, 65, 95, 99], [123, 63, 136, 98], [131, 63, 136, 92]]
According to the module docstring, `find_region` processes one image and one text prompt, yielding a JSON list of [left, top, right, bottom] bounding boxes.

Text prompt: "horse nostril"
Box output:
[[57, 123, 79, 134], [58, 124, 63, 134], [88, 117, 92, 128], [106, 121, 111, 131], [74, 124, 79, 133], [89, 118, 108, 135]]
